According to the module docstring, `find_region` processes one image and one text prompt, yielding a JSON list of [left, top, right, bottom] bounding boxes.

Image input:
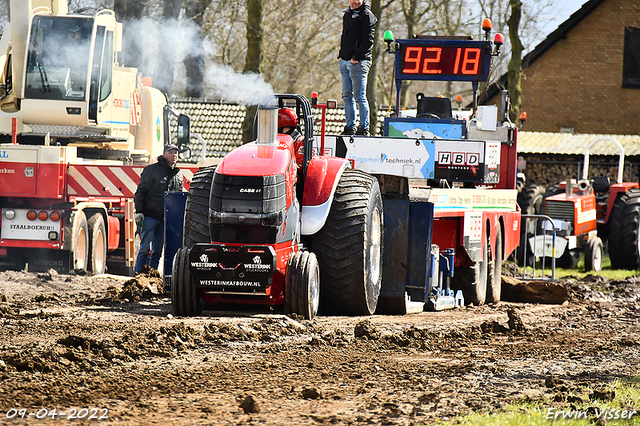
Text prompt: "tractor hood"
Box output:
[[216, 137, 293, 178]]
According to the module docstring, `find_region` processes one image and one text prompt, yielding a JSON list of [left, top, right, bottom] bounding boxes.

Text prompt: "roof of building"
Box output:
[[518, 131, 640, 156]]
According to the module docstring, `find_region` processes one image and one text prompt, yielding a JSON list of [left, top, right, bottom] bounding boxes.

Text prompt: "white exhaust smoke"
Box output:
[[121, 17, 274, 105]]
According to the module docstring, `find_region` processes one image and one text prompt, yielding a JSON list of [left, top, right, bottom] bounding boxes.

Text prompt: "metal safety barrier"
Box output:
[[509, 214, 558, 281]]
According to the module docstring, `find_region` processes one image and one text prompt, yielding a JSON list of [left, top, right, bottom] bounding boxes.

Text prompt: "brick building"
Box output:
[[487, 0, 640, 135]]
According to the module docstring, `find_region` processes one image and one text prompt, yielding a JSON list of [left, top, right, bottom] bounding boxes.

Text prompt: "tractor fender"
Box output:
[[300, 157, 350, 235]]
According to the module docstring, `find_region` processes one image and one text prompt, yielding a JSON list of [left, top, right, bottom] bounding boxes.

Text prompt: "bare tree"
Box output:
[[507, 0, 523, 123], [367, 0, 396, 134], [242, 0, 264, 142], [183, 0, 213, 98], [114, 0, 148, 69]]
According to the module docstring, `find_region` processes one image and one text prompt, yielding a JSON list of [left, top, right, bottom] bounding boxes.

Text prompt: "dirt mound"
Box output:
[[104, 272, 164, 302]]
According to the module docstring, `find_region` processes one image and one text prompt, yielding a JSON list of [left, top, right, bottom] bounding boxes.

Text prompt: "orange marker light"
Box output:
[[519, 111, 527, 121], [455, 95, 463, 103], [482, 19, 492, 31]]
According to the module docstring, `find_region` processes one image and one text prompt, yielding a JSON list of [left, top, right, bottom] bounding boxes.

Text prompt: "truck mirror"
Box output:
[[177, 114, 190, 147]]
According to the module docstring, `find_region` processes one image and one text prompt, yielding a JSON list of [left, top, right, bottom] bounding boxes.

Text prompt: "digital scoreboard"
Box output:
[[395, 39, 492, 82]]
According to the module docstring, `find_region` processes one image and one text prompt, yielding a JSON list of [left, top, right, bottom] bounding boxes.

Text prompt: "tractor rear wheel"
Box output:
[[313, 169, 383, 315], [486, 223, 503, 304], [183, 166, 217, 248], [284, 250, 320, 319], [171, 247, 203, 316], [518, 183, 546, 216], [516, 184, 545, 267], [87, 213, 106, 275], [584, 237, 604, 272], [452, 237, 488, 306], [608, 189, 640, 269]]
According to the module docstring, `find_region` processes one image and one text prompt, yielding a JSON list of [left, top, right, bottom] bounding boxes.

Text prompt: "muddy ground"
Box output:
[[0, 268, 638, 425]]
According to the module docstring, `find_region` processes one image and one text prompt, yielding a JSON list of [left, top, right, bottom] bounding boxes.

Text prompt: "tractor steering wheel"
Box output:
[[417, 113, 440, 119]]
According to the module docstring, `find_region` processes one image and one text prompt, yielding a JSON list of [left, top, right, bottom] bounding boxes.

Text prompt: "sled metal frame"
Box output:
[[508, 214, 558, 281]]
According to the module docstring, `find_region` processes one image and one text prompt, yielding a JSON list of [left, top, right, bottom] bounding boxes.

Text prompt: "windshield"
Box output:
[[25, 16, 93, 101]]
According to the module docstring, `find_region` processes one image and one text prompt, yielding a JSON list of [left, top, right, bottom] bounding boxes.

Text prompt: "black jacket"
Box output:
[[134, 156, 183, 221], [338, 3, 377, 61]]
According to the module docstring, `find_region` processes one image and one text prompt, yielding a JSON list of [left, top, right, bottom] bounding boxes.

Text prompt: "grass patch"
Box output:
[[511, 255, 640, 281], [554, 255, 640, 280], [434, 377, 640, 425]]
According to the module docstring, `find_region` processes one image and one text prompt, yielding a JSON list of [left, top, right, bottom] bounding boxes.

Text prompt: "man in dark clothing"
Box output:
[[338, 0, 377, 136], [134, 144, 183, 273]]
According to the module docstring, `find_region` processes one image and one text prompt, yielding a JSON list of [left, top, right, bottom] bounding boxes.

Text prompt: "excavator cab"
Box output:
[[24, 16, 93, 102], [21, 12, 120, 133]]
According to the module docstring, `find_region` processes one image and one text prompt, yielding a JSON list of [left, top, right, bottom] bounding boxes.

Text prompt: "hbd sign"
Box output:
[[437, 151, 480, 166]]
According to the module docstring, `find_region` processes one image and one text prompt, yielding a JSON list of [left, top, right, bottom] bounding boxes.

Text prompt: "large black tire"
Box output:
[[71, 211, 89, 273], [284, 250, 320, 319], [171, 247, 203, 316], [312, 169, 383, 315], [486, 223, 503, 304], [608, 189, 640, 269], [518, 183, 546, 216], [183, 166, 216, 248], [87, 213, 107, 275], [516, 184, 546, 267], [584, 237, 604, 272], [452, 237, 488, 306]]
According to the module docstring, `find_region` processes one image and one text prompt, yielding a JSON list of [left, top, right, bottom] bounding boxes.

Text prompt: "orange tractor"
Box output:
[[518, 137, 640, 271]]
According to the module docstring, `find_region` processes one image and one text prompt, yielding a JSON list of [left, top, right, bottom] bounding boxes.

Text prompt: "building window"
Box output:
[[623, 27, 640, 89]]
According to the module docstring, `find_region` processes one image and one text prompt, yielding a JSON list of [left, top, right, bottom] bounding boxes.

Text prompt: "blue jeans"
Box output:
[[134, 216, 164, 272], [339, 59, 371, 129]]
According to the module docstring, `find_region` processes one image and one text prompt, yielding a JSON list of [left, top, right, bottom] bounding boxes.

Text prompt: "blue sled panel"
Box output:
[[164, 191, 188, 289]]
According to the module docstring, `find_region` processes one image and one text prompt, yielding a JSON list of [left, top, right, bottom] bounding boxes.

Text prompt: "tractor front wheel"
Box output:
[[171, 248, 203, 316], [284, 250, 320, 319], [585, 237, 604, 272]]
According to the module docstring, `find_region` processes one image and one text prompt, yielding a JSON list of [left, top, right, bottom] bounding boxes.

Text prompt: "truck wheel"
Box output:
[[486, 224, 503, 303], [584, 237, 603, 272], [87, 213, 107, 275], [183, 166, 217, 248], [313, 169, 383, 315], [284, 250, 320, 320], [171, 247, 202, 316], [72, 211, 89, 273], [608, 189, 640, 269], [453, 238, 487, 305]]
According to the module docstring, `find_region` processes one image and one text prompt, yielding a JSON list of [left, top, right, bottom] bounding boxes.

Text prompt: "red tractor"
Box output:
[[171, 95, 383, 319], [518, 137, 640, 271]]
